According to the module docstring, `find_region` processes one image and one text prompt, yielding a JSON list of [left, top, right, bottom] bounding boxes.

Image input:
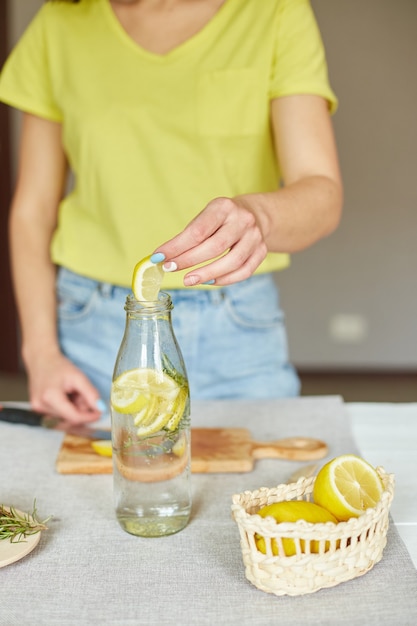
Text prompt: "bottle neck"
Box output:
[[125, 291, 173, 318], [115, 290, 187, 383]]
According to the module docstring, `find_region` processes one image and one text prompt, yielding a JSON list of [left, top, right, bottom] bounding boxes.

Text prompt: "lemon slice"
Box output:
[[112, 368, 178, 396], [135, 412, 172, 438], [91, 441, 113, 457], [165, 386, 188, 431], [133, 394, 158, 427], [172, 433, 187, 457], [132, 255, 164, 302], [313, 454, 384, 521], [110, 385, 149, 415], [111, 368, 185, 437]]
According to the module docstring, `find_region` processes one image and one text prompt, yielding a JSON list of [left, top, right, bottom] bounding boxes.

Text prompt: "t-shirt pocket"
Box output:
[[197, 68, 264, 137]]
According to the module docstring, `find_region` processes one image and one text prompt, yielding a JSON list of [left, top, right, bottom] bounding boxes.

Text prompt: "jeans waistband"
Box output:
[[57, 266, 276, 304]]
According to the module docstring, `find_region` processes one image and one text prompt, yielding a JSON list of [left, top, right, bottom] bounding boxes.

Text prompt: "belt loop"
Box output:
[[210, 288, 225, 305], [99, 282, 113, 298]]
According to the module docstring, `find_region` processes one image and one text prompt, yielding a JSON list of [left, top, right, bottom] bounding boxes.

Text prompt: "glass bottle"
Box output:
[[111, 292, 191, 537]]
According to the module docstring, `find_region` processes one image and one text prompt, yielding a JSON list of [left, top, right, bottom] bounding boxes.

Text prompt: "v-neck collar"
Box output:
[[103, 0, 235, 63]]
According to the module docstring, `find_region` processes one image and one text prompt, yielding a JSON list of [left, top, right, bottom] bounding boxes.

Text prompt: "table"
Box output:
[[348, 402, 417, 568], [1, 397, 416, 625]]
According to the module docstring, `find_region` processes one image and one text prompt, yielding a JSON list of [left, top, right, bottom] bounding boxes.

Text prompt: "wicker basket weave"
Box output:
[[231, 468, 394, 596]]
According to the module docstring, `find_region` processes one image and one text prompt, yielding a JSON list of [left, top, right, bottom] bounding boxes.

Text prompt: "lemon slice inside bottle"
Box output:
[[110, 386, 150, 414], [165, 387, 188, 431], [111, 368, 188, 437]]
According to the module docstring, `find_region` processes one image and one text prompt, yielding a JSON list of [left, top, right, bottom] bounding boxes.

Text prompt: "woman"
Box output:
[[0, 0, 342, 423]]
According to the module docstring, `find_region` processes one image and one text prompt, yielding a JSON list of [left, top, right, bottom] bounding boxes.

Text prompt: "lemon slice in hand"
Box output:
[[313, 454, 384, 521], [132, 254, 164, 302]]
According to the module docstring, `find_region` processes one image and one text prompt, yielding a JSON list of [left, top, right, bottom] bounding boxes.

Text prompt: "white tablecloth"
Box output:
[[348, 401, 417, 568], [0, 396, 416, 625]]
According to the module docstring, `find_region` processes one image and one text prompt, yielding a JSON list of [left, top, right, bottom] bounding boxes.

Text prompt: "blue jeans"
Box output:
[[57, 267, 300, 405]]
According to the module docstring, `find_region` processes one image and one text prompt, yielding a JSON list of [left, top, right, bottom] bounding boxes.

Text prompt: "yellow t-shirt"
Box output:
[[0, 0, 337, 288]]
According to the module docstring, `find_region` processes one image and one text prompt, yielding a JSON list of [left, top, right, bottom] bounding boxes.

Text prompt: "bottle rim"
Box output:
[[125, 290, 173, 314]]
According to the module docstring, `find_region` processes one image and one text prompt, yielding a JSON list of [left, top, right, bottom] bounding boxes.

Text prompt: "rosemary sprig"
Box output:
[[161, 353, 187, 388], [0, 500, 50, 543]]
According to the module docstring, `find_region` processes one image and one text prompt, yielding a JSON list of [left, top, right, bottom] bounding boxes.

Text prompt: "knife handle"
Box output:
[[0, 406, 44, 427]]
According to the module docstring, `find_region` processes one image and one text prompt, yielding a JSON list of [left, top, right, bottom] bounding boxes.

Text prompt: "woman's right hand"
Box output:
[[27, 350, 104, 424], [8, 114, 104, 425]]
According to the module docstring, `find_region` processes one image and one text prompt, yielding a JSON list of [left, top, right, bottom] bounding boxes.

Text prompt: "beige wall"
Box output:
[[277, 0, 417, 369], [7, 0, 43, 174], [9, 0, 41, 38], [6, 0, 417, 369]]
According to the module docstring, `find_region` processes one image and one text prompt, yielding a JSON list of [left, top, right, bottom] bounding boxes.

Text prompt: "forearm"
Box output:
[[153, 173, 342, 287], [9, 204, 60, 370], [236, 173, 343, 254], [6, 116, 105, 421], [8, 114, 67, 370]]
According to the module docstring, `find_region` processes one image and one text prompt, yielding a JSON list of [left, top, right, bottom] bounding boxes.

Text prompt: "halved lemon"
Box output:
[[91, 440, 113, 458], [132, 255, 164, 302], [313, 454, 384, 521]]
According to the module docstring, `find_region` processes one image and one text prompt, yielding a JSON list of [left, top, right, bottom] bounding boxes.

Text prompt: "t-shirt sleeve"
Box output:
[[0, 6, 62, 121], [269, 0, 337, 113]]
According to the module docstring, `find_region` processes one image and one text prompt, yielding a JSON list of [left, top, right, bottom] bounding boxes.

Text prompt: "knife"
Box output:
[[0, 405, 112, 440]]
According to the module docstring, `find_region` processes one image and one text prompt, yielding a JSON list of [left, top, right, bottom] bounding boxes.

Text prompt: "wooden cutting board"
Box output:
[[56, 428, 328, 474]]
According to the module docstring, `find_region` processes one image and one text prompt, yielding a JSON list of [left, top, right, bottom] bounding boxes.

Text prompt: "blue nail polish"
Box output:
[[150, 252, 166, 264], [96, 398, 107, 412], [203, 279, 216, 285]]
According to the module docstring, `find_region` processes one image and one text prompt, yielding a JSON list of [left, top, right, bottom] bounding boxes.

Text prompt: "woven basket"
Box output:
[[231, 468, 394, 596]]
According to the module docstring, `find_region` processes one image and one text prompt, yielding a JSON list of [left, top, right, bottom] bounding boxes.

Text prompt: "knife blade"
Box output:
[[0, 405, 112, 440]]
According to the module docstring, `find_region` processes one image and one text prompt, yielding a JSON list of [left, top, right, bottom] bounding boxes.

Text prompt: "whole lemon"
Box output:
[[255, 500, 338, 557]]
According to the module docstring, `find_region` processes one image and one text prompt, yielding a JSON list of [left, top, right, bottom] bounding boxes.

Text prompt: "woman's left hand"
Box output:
[[153, 195, 268, 286], [154, 95, 343, 287]]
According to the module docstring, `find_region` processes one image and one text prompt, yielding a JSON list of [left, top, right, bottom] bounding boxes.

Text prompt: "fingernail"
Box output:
[[184, 275, 200, 287], [163, 261, 178, 272], [96, 398, 107, 412], [150, 252, 165, 263], [203, 279, 216, 285]]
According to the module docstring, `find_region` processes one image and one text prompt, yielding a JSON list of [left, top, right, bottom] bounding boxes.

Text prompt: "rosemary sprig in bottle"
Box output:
[[0, 500, 50, 543]]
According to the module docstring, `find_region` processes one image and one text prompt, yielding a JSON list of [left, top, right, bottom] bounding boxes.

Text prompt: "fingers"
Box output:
[[29, 356, 105, 424], [184, 234, 267, 286], [32, 389, 100, 424], [153, 197, 268, 286], [157, 199, 226, 260], [32, 390, 102, 424]]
